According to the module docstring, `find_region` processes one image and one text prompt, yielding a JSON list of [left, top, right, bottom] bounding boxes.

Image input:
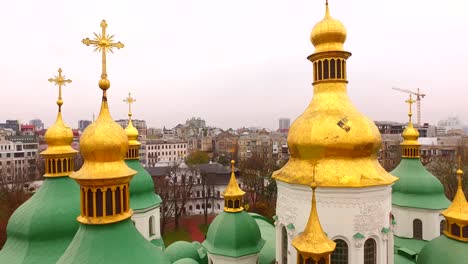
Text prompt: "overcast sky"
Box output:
[[0, 0, 467, 130]]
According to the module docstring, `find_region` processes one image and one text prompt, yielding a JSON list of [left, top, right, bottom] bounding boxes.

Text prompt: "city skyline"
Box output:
[[0, 0, 467, 130]]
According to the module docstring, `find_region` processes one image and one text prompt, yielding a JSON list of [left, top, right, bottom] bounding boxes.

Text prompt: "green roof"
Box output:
[[173, 258, 200, 264], [391, 158, 450, 209], [249, 213, 276, 264], [394, 236, 428, 255], [417, 235, 468, 264], [57, 219, 170, 264], [394, 253, 416, 264], [0, 177, 80, 264], [126, 159, 162, 210], [203, 211, 265, 258], [151, 237, 166, 250], [166, 241, 203, 263]]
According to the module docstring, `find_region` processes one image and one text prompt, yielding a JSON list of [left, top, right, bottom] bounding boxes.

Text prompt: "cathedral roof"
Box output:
[[417, 235, 468, 264], [126, 159, 162, 210], [165, 241, 207, 264]]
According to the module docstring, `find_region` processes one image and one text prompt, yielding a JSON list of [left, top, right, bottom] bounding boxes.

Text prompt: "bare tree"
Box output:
[[200, 171, 216, 225]]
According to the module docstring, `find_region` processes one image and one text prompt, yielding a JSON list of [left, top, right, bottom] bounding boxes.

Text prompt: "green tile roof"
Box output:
[[249, 213, 276, 264], [0, 177, 80, 264], [391, 158, 450, 210], [394, 236, 428, 255], [417, 235, 468, 264], [57, 219, 170, 264], [166, 241, 204, 263], [126, 159, 162, 210]]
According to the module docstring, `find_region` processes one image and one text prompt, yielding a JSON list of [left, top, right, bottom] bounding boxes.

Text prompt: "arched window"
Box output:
[[196, 204, 200, 210], [95, 188, 103, 217], [115, 186, 122, 214], [105, 188, 113, 216], [337, 59, 342, 78], [331, 239, 348, 264], [57, 159, 62, 173], [364, 238, 377, 264], [440, 220, 446, 235], [313, 62, 317, 81], [330, 59, 336, 78], [234, 199, 240, 208], [413, 219, 423, 240], [149, 216, 155, 236], [451, 223, 460, 237], [282, 226, 288, 264], [462, 225, 468, 238], [123, 185, 128, 212], [318, 61, 323, 80], [87, 189, 94, 217], [342, 60, 346, 79], [189, 205, 193, 211], [228, 200, 233, 208], [217, 203, 221, 210], [323, 59, 329, 79]]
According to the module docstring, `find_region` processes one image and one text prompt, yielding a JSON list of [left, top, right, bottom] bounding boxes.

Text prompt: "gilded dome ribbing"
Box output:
[[310, 2, 347, 53], [41, 112, 76, 156]]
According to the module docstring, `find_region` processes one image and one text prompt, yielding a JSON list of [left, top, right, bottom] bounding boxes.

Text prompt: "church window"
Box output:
[[87, 189, 94, 217], [413, 219, 423, 239], [331, 239, 348, 264], [189, 205, 193, 211], [318, 258, 326, 264], [123, 185, 128, 212], [318, 61, 323, 80], [440, 220, 446, 235], [451, 223, 460, 237], [217, 203, 220, 210], [115, 186, 122, 214], [95, 188, 103, 217], [337, 59, 342, 78], [196, 204, 200, 210], [364, 238, 376, 264], [305, 257, 314, 264], [342, 60, 347, 79], [462, 225, 468, 238], [63, 158, 68, 172], [282, 226, 288, 264], [330, 59, 336, 78], [105, 188, 113, 216], [234, 199, 240, 208], [228, 200, 233, 208], [324, 59, 329, 79], [57, 159, 62, 173], [149, 216, 155, 236], [314, 62, 317, 81]]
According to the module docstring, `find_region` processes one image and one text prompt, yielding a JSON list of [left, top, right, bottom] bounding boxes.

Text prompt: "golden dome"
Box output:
[[442, 168, 468, 222], [125, 118, 140, 147], [71, 100, 136, 181], [311, 3, 347, 53], [41, 112, 77, 156], [401, 121, 420, 145]]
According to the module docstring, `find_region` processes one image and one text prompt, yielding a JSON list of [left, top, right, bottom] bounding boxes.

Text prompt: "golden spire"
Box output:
[[48, 68, 72, 112], [123, 92, 141, 160], [273, 2, 397, 188], [82, 20, 125, 97], [292, 163, 336, 263], [72, 20, 136, 225], [401, 95, 421, 158], [441, 157, 468, 242], [223, 160, 246, 212], [41, 68, 77, 177]]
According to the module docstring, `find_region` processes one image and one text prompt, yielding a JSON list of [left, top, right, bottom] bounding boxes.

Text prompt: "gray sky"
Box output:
[[0, 0, 467, 130]]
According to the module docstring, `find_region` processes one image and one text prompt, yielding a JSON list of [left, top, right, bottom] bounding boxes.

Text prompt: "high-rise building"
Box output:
[[78, 120, 92, 131], [29, 119, 44, 131], [278, 118, 290, 132]]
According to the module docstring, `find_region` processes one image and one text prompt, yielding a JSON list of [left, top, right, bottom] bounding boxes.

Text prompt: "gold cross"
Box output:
[[123, 92, 136, 118], [82, 20, 124, 89], [48, 68, 72, 111], [405, 95, 416, 123]]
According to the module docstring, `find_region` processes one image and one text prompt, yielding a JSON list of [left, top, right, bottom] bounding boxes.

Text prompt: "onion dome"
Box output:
[[391, 95, 450, 209], [292, 182, 335, 263], [174, 258, 200, 264], [416, 167, 468, 264], [311, 2, 347, 53], [273, 1, 397, 188], [203, 160, 265, 258], [0, 68, 80, 263], [166, 241, 207, 264], [125, 119, 139, 146]]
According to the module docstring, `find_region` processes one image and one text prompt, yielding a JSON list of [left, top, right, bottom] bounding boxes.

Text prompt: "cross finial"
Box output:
[[123, 92, 136, 118], [82, 20, 125, 94], [405, 94, 416, 123], [48, 68, 72, 112]]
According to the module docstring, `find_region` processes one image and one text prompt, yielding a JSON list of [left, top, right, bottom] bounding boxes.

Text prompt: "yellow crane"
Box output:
[[392, 87, 426, 126]]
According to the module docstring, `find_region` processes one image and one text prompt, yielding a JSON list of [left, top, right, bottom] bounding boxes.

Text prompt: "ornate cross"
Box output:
[[48, 68, 72, 111], [405, 95, 416, 122], [82, 20, 124, 89], [123, 92, 136, 118]]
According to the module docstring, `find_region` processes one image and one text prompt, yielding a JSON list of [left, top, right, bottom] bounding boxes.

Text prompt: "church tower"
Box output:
[[0, 68, 80, 263], [57, 20, 169, 264], [123, 92, 164, 247], [272, 2, 397, 264], [391, 95, 450, 241]]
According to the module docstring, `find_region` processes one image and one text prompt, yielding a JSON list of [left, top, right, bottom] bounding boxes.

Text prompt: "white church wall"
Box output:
[[209, 253, 258, 264], [132, 205, 161, 241], [392, 205, 444, 241], [276, 181, 393, 264]]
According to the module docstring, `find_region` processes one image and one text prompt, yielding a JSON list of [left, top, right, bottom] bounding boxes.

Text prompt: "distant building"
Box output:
[[20, 124, 35, 135], [278, 118, 290, 132], [0, 120, 20, 133], [145, 139, 188, 167], [115, 119, 147, 136], [78, 120, 92, 131], [437, 116, 463, 136], [374, 121, 405, 135], [0, 135, 39, 183], [29, 119, 44, 131]]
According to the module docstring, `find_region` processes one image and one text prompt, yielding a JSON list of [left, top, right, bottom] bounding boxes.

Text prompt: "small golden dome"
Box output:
[[71, 101, 135, 181], [402, 122, 420, 142], [41, 112, 77, 156], [125, 118, 140, 146], [311, 3, 347, 53]]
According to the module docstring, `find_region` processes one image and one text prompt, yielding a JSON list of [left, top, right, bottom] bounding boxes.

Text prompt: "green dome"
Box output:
[[174, 258, 199, 264], [0, 177, 80, 264], [417, 235, 468, 264], [126, 159, 162, 210], [57, 219, 170, 264], [202, 211, 265, 258], [391, 158, 450, 209], [166, 241, 203, 263], [249, 213, 276, 264]]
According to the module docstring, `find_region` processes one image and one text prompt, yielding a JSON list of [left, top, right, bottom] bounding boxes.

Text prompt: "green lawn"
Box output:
[[164, 228, 191, 247], [198, 223, 209, 236]]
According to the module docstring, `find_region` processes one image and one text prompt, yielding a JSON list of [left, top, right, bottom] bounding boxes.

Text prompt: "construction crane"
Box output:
[[392, 87, 426, 126]]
